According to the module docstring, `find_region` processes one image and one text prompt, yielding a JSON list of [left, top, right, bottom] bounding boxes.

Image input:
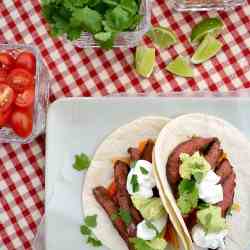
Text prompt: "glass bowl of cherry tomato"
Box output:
[[0, 44, 49, 143]]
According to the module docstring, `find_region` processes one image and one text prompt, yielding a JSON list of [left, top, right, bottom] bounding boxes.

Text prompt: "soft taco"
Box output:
[[82, 116, 190, 250], [154, 113, 250, 250]]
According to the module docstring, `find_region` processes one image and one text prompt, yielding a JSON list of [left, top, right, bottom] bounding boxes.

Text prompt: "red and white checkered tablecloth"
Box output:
[[0, 0, 250, 249]]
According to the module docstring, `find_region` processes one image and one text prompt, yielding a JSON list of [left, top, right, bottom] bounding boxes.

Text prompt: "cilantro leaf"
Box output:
[[131, 174, 140, 192], [140, 166, 149, 175], [177, 179, 199, 214], [80, 225, 91, 235], [119, 209, 132, 226], [84, 215, 97, 228], [73, 153, 91, 171], [87, 236, 102, 247]]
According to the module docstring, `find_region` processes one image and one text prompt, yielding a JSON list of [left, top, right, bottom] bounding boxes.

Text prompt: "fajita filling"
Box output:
[[93, 139, 177, 250], [166, 137, 237, 250]]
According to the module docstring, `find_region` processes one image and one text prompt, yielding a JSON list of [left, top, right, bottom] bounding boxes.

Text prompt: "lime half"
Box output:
[[191, 17, 224, 44], [146, 26, 177, 49], [191, 34, 222, 64], [135, 46, 156, 78], [166, 56, 193, 78]]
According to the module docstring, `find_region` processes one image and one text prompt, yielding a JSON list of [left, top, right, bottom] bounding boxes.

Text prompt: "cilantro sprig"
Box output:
[[111, 208, 132, 226], [129, 238, 155, 250], [80, 214, 102, 247], [41, 0, 142, 49], [73, 153, 91, 171]]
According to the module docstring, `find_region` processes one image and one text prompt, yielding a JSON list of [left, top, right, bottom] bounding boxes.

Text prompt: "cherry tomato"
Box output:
[[15, 88, 35, 108], [0, 68, 8, 84], [0, 52, 15, 70], [0, 108, 12, 127], [7, 68, 34, 93], [11, 110, 33, 138], [107, 180, 117, 198], [15, 51, 36, 75], [0, 84, 15, 112]]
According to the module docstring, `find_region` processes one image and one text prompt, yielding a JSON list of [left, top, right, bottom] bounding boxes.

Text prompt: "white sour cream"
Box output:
[[137, 216, 167, 241], [198, 170, 223, 204], [127, 160, 156, 198], [192, 224, 228, 249]]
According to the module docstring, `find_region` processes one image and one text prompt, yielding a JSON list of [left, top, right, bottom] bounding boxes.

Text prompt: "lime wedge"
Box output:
[[191, 17, 224, 43], [166, 56, 193, 78], [135, 46, 155, 78], [146, 26, 177, 49], [191, 34, 222, 64]]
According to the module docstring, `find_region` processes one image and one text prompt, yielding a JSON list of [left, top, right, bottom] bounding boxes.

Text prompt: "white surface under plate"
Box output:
[[45, 95, 250, 250]]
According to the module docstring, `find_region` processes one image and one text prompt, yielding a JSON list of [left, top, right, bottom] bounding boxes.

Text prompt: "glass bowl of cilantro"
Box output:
[[42, 0, 151, 49]]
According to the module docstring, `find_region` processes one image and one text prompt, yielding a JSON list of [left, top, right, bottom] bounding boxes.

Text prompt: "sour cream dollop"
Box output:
[[198, 170, 223, 204], [137, 216, 167, 240], [127, 160, 156, 198], [192, 224, 228, 249]]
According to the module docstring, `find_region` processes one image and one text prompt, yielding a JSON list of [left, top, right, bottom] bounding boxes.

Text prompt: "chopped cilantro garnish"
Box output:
[[84, 215, 97, 228], [129, 238, 155, 250], [177, 179, 199, 214], [140, 166, 149, 175], [131, 174, 140, 192], [73, 153, 91, 171], [111, 209, 132, 226], [80, 214, 102, 247]]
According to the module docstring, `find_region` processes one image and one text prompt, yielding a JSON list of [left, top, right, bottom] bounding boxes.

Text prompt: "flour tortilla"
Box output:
[[82, 116, 187, 250], [154, 113, 250, 250]]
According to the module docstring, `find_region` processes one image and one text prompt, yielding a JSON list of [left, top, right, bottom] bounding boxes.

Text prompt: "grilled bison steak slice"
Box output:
[[217, 172, 236, 216], [93, 186, 130, 246], [141, 139, 155, 163], [114, 160, 142, 226], [128, 147, 141, 161], [166, 137, 216, 191], [215, 159, 233, 184], [204, 139, 223, 169]]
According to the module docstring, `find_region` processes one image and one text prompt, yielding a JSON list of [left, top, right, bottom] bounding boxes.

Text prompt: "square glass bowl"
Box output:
[[174, 0, 246, 11], [73, 0, 151, 48], [0, 44, 50, 144]]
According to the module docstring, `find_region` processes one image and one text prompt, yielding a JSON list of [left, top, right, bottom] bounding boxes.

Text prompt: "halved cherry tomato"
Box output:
[[107, 180, 117, 198], [7, 68, 34, 93], [0, 84, 15, 112], [0, 52, 15, 69], [15, 88, 35, 108], [0, 68, 8, 84], [15, 51, 36, 75], [0, 108, 12, 127], [11, 110, 33, 138]]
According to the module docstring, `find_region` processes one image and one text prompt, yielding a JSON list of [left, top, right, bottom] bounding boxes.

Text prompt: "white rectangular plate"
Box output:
[[45, 96, 250, 250]]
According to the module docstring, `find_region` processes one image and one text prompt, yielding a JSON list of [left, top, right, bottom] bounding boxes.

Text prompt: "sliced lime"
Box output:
[[191, 17, 224, 43], [146, 26, 177, 49], [191, 34, 222, 64], [135, 46, 155, 78], [166, 56, 193, 78]]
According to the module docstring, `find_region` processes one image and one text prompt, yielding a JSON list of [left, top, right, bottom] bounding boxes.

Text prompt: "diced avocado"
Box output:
[[180, 151, 211, 183], [197, 205, 227, 233], [131, 196, 166, 220], [146, 237, 168, 250]]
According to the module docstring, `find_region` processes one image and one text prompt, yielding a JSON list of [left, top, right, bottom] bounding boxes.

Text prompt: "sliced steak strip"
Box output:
[[141, 139, 155, 163], [217, 172, 236, 217], [93, 186, 130, 246], [128, 147, 141, 161], [166, 137, 215, 191], [204, 139, 223, 169], [114, 161, 143, 226], [215, 159, 233, 184]]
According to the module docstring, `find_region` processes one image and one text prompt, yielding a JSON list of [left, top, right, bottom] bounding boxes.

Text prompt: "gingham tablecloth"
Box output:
[[0, 0, 250, 249]]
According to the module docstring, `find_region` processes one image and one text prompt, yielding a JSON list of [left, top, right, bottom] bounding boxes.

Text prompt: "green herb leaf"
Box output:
[[87, 236, 102, 247], [129, 238, 155, 250], [84, 215, 97, 228], [131, 174, 140, 192], [80, 225, 91, 235], [177, 179, 199, 214], [111, 212, 119, 221], [145, 220, 159, 234], [73, 153, 91, 171], [119, 209, 132, 226], [140, 166, 149, 175]]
